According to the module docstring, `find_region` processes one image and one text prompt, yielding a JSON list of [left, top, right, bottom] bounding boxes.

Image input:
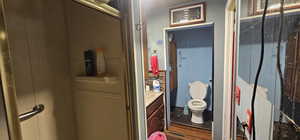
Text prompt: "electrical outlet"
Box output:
[[236, 86, 241, 105], [246, 109, 252, 134]]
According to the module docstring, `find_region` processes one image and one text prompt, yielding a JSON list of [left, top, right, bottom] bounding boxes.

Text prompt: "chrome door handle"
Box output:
[[19, 104, 44, 122]]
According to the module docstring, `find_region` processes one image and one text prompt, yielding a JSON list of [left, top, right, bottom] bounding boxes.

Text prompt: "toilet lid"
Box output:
[[189, 81, 208, 99]]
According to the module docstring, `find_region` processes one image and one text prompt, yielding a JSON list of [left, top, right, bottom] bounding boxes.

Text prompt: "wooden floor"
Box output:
[[170, 107, 212, 130], [165, 123, 212, 140], [165, 123, 245, 140]]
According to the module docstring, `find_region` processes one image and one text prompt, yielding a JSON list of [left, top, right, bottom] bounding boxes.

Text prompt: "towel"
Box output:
[[151, 55, 159, 76], [148, 132, 167, 140]]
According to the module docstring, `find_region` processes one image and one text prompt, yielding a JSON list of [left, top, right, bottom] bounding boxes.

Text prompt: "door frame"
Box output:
[[222, 0, 237, 139], [163, 22, 215, 130], [0, 0, 22, 139], [120, 0, 148, 139]]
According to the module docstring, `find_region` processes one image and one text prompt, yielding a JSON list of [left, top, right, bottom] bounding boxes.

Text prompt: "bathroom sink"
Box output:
[[145, 92, 156, 98], [144, 91, 163, 107]]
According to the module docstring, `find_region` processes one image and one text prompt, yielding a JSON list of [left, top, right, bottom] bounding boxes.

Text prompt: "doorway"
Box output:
[[165, 23, 214, 133]]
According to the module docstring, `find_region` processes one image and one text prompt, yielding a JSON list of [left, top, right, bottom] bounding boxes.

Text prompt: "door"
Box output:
[[0, 1, 22, 139], [169, 37, 178, 108]]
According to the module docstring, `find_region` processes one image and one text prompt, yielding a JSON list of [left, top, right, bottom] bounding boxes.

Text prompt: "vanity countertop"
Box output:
[[144, 91, 164, 107]]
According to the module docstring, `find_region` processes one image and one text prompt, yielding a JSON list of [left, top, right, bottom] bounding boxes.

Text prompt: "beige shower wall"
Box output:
[[64, 1, 128, 140], [65, 1, 123, 78], [3, 0, 77, 140]]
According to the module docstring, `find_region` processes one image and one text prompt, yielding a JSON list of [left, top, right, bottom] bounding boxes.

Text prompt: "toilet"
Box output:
[[187, 81, 208, 124]]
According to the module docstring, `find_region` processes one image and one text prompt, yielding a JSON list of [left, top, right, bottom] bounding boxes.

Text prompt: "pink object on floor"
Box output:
[[148, 131, 167, 140]]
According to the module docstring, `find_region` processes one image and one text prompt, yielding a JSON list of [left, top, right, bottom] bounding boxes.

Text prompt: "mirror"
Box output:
[[236, 0, 300, 139]]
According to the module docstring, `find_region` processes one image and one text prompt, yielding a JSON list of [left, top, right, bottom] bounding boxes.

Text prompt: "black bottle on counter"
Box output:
[[84, 50, 96, 76]]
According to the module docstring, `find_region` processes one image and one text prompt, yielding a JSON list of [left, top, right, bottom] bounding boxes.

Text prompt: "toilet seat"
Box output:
[[187, 81, 208, 124], [188, 99, 207, 110]]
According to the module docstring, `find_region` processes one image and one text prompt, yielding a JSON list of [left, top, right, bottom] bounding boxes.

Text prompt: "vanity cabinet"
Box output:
[[146, 94, 164, 136]]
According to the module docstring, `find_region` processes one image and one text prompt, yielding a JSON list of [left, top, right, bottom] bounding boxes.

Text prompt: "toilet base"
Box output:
[[191, 111, 204, 124]]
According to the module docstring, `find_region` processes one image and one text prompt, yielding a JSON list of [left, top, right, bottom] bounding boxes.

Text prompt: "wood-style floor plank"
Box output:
[[165, 123, 245, 140], [165, 123, 211, 140]]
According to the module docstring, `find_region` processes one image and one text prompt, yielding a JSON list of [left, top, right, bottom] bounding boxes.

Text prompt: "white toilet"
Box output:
[[187, 81, 208, 124]]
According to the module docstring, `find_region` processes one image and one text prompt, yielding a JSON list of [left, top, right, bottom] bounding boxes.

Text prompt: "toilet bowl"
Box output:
[[187, 81, 208, 124]]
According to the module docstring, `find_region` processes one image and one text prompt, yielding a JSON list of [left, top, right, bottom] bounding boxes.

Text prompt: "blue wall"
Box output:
[[237, 12, 300, 130], [238, 42, 286, 120], [172, 28, 213, 110]]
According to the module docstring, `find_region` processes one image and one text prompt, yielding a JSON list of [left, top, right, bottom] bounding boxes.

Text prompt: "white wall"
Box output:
[[236, 77, 274, 140], [145, 0, 226, 139], [240, 0, 249, 18]]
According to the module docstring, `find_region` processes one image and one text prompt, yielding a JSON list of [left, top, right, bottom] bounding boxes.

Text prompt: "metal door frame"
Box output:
[[0, 0, 22, 140]]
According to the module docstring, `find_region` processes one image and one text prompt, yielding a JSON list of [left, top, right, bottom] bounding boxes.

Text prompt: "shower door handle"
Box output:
[[19, 104, 45, 122]]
